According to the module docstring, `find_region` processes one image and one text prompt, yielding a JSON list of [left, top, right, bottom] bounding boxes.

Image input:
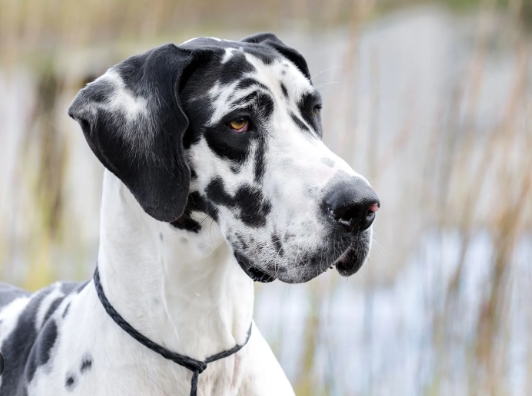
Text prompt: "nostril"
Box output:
[[323, 180, 380, 233], [334, 207, 358, 223]]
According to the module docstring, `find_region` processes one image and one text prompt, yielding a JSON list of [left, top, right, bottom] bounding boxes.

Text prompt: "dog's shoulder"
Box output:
[[0, 282, 31, 311], [0, 280, 89, 395]]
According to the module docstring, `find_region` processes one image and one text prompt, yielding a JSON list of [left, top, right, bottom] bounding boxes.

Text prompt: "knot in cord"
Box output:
[[93, 267, 252, 396]]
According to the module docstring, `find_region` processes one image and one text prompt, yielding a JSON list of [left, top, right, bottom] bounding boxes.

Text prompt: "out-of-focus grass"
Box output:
[[1, 0, 531, 395]]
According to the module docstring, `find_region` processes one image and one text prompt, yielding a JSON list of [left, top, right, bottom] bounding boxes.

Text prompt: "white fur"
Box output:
[[23, 171, 294, 396]]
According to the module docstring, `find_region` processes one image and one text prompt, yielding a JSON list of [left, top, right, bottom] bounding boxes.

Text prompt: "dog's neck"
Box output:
[[96, 171, 254, 360]]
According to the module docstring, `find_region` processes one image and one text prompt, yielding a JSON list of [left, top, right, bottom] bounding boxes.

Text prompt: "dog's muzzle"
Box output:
[[323, 178, 380, 276]]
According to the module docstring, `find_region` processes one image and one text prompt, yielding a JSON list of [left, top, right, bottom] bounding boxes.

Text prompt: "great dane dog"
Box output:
[[0, 33, 379, 395]]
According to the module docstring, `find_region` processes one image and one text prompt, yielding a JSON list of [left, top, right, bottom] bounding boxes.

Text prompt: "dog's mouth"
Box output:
[[234, 251, 276, 283], [233, 236, 370, 283], [332, 244, 368, 277]]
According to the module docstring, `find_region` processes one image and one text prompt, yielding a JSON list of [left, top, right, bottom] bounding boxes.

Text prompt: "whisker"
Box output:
[[311, 66, 341, 80]]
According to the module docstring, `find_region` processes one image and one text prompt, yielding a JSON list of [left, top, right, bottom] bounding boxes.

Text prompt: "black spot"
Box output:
[[65, 373, 76, 390], [80, 355, 92, 373], [62, 302, 71, 318], [206, 178, 271, 227], [190, 168, 198, 180], [290, 113, 310, 132], [25, 320, 58, 383], [159, 232, 164, 242], [280, 83, 288, 98], [254, 139, 266, 182], [235, 233, 248, 250], [230, 163, 241, 173]]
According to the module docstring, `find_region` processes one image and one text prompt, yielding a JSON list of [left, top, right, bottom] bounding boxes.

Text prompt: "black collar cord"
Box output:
[[93, 267, 252, 396]]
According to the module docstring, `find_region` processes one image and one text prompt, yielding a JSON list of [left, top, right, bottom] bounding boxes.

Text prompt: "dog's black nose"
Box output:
[[323, 179, 380, 233]]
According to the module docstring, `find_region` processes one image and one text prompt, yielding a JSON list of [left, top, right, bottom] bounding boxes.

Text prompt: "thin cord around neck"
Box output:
[[93, 267, 252, 396]]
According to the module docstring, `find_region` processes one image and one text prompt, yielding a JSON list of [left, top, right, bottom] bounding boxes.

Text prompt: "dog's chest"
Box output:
[[0, 283, 246, 396], [31, 296, 246, 396]]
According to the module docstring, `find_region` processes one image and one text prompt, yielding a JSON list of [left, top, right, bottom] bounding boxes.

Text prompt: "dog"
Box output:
[[0, 33, 379, 396]]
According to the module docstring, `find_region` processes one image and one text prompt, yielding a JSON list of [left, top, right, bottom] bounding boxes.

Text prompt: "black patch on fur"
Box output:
[[280, 83, 288, 98], [65, 373, 76, 390], [230, 163, 241, 173], [25, 320, 58, 383], [254, 139, 266, 182], [190, 168, 198, 180], [290, 113, 310, 132], [235, 233, 248, 250], [62, 302, 71, 318], [80, 355, 92, 373], [206, 178, 271, 227]]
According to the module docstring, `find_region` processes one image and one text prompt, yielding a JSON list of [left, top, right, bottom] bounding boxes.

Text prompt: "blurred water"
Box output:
[[1, 5, 530, 395]]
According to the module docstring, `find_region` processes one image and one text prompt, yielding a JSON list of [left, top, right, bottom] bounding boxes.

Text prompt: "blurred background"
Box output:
[[1, 0, 531, 394]]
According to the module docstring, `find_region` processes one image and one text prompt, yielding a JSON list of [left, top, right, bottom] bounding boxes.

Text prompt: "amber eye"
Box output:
[[227, 117, 249, 132], [312, 106, 321, 117]]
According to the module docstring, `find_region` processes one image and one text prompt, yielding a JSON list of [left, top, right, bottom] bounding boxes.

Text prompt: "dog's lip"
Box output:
[[243, 265, 276, 283], [333, 245, 365, 277], [234, 252, 275, 283]]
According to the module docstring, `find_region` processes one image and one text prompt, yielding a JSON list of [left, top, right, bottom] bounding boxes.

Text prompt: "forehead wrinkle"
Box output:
[[207, 80, 242, 125], [228, 80, 271, 106]]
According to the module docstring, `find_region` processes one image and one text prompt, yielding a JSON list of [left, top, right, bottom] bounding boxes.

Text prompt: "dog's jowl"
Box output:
[[0, 33, 379, 395]]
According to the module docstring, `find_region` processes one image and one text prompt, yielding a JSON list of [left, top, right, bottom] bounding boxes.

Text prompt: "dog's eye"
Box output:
[[227, 117, 249, 133], [312, 106, 321, 117]]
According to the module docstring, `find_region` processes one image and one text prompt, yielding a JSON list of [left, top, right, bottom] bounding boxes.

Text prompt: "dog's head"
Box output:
[[69, 33, 379, 283]]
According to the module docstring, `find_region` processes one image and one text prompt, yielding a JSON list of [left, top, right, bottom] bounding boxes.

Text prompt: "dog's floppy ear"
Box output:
[[68, 44, 194, 222], [241, 33, 311, 81]]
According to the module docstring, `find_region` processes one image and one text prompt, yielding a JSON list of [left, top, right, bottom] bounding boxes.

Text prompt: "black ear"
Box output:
[[68, 44, 194, 222], [241, 33, 311, 81]]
